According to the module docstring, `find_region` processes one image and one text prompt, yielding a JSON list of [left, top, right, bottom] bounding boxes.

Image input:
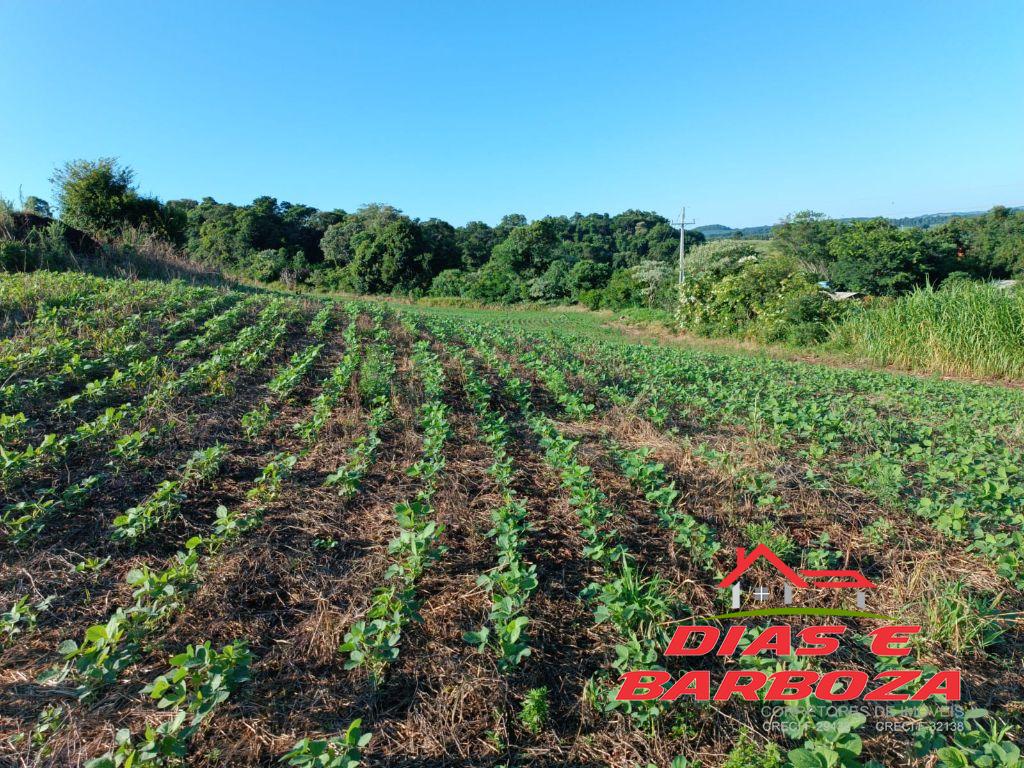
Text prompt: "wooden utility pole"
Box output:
[[676, 207, 695, 284]]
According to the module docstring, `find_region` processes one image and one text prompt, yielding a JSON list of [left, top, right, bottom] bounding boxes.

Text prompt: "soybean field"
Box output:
[[0, 272, 1021, 768]]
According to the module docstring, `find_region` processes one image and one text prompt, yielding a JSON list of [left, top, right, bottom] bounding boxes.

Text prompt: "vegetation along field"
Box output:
[[0, 270, 1022, 768]]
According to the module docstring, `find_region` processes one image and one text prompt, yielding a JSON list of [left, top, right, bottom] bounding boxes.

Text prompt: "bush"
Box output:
[[468, 261, 526, 303], [677, 255, 845, 344], [247, 249, 288, 283], [600, 268, 644, 309], [568, 260, 610, 299], [0, 241, 37, 272], [827, 218, 949, 296], [308, 266, 351, 292], [578, 288, 604, 310], [685, 240, 762, 280], [429, 268, 472, 297], [529, 260, 572, 301], [754, 273, 849, 344]]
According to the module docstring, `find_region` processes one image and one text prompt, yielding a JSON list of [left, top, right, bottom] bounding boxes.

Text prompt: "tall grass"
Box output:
[[831, 282, 1024, 379]]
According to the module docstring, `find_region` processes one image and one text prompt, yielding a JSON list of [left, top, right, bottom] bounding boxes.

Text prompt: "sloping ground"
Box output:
[[0, 272, 1020, 767]]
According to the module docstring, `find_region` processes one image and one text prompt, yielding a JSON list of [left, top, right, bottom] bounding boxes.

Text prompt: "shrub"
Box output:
[[468, 261, 526, 303], [429, 268, 472, 297], [247, 249, 288, 283], [0, 241, 37, 272], [677, 255, 845, 344], [685, 240, 762, 280], [528, 260, 572, 301], [753, 272, 849, 344], [827, 218, 950, 296], [568, 259, 610, 299], [578, 288, 604, 310], [600, 268, 644, 309]]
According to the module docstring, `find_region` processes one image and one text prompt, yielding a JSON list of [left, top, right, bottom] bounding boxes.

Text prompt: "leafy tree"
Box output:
[[469, 260, 525, 303], [495, 213, 527, 240], [22, 196, 52, 218], [686, 240, 763, 280], [455, 221, 497, 269], [828, 218, 943, 296], [345, 215, 428, 294], [529, 259, 572, 301], [772, 211, 844, 277], [568, 260, 611, 299], [932, 205, 1024, 278], [247, 248, 289, 282], [420, 218, 461, 274], [630, 259, 673, 307], [601, 268, 645, 309], [429, 268, 473, 297], [50, 158, 170, 239]]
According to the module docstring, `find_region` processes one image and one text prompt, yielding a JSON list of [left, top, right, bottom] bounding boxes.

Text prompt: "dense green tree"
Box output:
[[489, 219, 560, 275], [455, 221, 498, 269], [529, 259, 572, 301], [772, 210, 844, 277], [469, 260, 526, 303], [420, 218, 461, 274], [344, 213, 429, 294], [22, 196, 52, 218], [601, 268, 645, 309], [932, 206, 1024, 278], [827, 218, 942, 296], [568, 259, 611, 299], [50, 158, 172, 239], [495, 213, 527, 240], [429, 268, 473, 297]]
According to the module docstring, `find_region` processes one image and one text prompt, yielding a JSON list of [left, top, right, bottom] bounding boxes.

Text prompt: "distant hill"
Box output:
[[693, 223, 771, 239], [694, 206, 1024, 240]]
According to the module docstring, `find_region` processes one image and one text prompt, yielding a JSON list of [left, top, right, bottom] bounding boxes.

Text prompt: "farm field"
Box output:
[[0, 271, 1021, 768]]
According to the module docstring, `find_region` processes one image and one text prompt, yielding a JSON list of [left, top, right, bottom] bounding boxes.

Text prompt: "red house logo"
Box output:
[[717, 545, 876, 609]]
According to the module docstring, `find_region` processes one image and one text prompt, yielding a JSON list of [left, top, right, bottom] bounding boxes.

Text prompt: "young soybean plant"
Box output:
[[84, 641, 251, 768], [281, 720, 372, 768]]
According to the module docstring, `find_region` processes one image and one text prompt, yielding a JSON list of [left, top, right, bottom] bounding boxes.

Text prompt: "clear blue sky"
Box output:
[[2, 0, 1022, 227]]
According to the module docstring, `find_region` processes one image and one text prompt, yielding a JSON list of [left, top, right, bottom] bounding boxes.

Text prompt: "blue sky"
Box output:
[[2, 1, 1022, 227]]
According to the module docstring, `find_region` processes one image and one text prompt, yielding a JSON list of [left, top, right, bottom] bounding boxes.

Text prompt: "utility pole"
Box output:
[[675, 207, 695, 284]]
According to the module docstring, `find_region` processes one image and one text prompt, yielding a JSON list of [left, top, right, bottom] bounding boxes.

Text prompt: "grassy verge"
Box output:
[[830, 282, 1024, 380]]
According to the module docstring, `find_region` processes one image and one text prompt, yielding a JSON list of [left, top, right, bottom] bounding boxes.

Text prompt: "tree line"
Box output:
[[9, 158, 1024, 308]]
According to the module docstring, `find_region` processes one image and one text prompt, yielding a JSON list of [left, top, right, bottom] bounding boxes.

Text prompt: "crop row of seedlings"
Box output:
[[447, 345, 538, 671], [0, 299, 296, 548], [0, 276, 221, 373], [418, 310, 1022, 767], [48, 301, 327, 697], [32, 307, 370, 765], [425, 319, 678, 728], [110, 444, 229, 542], [323, 309, 394, 496], [0, 287, 235, 416], [421, 317, 934, 765], [339, 337, 450, 685], [572, 332, 1024, 589], [451, 319, 728, 575], [0, 296, 269, 492], [46, 293, 239, 422], [510, 326, 1024, 712], [84, 640, 252, 768]]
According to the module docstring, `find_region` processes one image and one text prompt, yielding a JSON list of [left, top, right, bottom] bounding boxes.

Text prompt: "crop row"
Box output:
[[339, 335, 449, 683]]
